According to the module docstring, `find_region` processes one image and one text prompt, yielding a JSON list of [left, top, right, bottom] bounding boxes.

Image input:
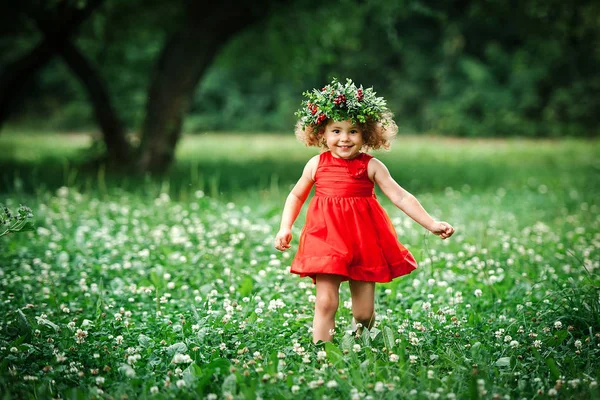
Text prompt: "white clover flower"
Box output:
[[127, 354, 141, 365], [74, 329, 88, 344], [533, 340, 542, 348], [568, 379, 581, 388], [574, 340, 582, 349], [115, 335, 124, 345], [389, 354, 399, 362], [374, 382, 385, 392], [427, 370, 434, 379], [422, 302, 431, 311], [409, 355, 418, 364], [291, 385, 300, 393], [119, 364, 136, 378], [176, 379, 185, 388], [509, 340, 519, 348], [150, 386, 159, 394], [353, 344, 361, 352], [474, 289, 483, 297], [326, 380, 338, 388], [554, 321, 563, 329], [317, 350, 327, 361], [172, 353, 193, 364], [96, 377, 105, 385], [548, 388, 557, 397]]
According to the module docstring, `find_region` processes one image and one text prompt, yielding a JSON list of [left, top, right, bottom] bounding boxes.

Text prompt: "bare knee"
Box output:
[[315, 293, 339, 316], [353, 309, 375, 327]]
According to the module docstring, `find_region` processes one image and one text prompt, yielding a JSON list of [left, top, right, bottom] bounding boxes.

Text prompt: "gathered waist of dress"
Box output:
[[314, 187, 375, 197]]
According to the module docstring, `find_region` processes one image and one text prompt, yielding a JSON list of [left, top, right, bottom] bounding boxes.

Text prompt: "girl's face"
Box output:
[[323, 120, 364, 159]]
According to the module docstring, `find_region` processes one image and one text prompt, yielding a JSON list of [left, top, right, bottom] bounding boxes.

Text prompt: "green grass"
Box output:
[[0, 131, 599, 399]]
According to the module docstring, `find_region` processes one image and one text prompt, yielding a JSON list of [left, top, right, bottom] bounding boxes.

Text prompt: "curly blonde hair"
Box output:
[[294, 111, 398, 151]]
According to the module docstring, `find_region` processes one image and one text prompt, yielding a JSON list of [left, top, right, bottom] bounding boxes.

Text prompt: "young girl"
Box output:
[[274, 78, 454, 343]]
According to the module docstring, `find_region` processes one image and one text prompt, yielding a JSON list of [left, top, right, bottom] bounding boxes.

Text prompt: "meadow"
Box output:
[[0, 131, 599, 399]]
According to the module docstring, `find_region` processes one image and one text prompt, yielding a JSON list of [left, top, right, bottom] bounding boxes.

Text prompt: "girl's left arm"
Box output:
[[370, 158, 454, 239]]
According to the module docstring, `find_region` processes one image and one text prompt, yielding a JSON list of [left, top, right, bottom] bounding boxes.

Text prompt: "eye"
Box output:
[[350, 130, 358, 134], [332, 129, 340, 134]]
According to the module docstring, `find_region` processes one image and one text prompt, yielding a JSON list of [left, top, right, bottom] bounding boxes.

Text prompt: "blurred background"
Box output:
[[0, 0, 599, 179]]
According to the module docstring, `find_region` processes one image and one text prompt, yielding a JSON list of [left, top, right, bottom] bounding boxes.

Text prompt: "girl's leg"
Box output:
[[349, 280, 376, 334], [313, 274, 343, 343]]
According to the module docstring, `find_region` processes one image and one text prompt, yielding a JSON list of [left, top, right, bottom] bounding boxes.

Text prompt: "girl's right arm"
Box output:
[[370, 158, 455, 239], [274, 155, 319, 251]]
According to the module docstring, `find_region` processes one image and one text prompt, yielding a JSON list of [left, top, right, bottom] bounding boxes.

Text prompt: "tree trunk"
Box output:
[[136, 1, 286, 173], [0, 0, 103, 129], [135, 30, 226, 173], [59, 41, 131, 164]]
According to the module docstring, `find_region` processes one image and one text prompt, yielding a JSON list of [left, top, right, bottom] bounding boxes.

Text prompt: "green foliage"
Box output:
[[190, 0, 600, 136], [0, 134, 599, 398], [1, 0, 182, 130], [0, 204, 35, 238], [0, 0, 600, 137], [3, 0, 599, 136]]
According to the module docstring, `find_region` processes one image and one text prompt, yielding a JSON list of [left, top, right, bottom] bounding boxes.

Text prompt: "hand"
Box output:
[[430, 221, 455, 240], [274, 228, 292, 251]]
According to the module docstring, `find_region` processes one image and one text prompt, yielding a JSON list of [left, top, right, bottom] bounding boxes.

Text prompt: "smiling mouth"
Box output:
[[338, 145, 353, 149]]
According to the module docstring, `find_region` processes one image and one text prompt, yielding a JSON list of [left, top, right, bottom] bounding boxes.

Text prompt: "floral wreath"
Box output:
[[294, 78, 389, 129]]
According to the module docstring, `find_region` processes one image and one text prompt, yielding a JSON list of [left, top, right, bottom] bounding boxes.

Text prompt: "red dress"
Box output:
[[290, 151, 418, 283]]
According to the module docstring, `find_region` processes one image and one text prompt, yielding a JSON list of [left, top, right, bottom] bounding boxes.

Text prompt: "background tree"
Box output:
[[136, 1, 292, 173], [1, 0, 598, 173]]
